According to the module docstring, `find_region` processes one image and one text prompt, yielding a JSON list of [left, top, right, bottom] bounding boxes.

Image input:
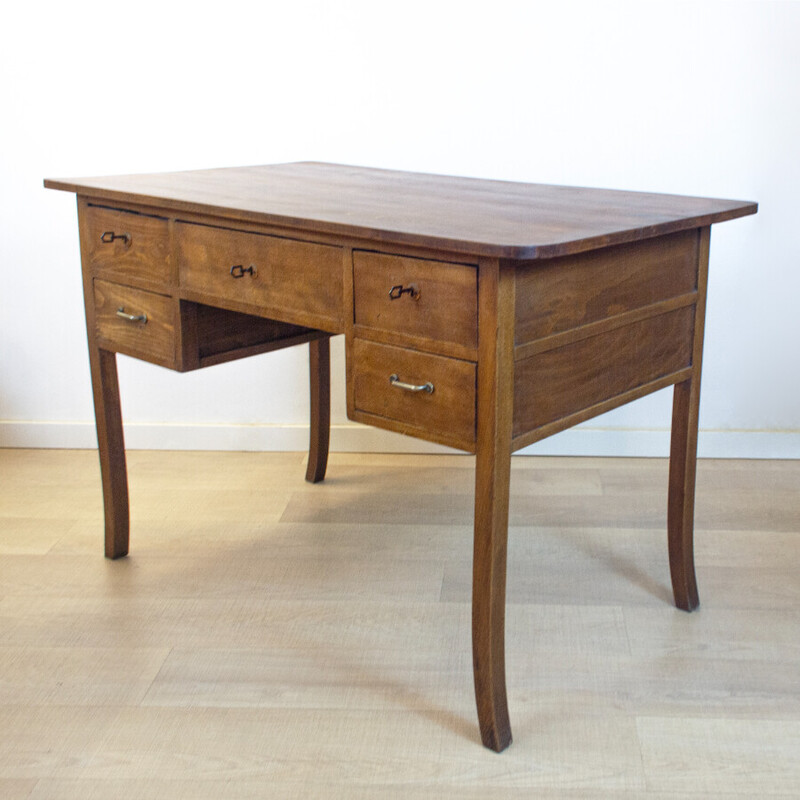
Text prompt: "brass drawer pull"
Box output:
[[100, 231, 131, 246], [116, 307, 148, 324], [388, 283, 420, 301], [389, 373, 434, 394], [230, 264, 257, 279]]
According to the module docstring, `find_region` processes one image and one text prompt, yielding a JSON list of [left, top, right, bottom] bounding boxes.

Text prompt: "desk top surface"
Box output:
[[45, 162, 757, 259]]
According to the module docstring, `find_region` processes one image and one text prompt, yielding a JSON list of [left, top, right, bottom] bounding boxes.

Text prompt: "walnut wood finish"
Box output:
[[73, 196, 338, 561], [46, 162, 756, 258], [353, 251, 477, 352], [513, 305, 694, 437], [305, 336, 331, 484], [187, 304, 322, 370], [472, 257, 515, 752], [82, 204, 172, 287], [514, 229, 698, 343], [91, 348, 130, 560], [667, 226, 712, 611], [46, 163, 757, 753], [94, 280, 177, 368], [352, 339, 476, 450], [78, 204, 131, 559], [177, 221, 343, 333]]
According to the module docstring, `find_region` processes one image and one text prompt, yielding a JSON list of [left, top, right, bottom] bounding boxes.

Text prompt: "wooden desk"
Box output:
[[45, 163, 756, 751]]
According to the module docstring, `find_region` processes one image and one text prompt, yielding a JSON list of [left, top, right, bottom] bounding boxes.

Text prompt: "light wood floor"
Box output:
[[0, 449, 798, 799]]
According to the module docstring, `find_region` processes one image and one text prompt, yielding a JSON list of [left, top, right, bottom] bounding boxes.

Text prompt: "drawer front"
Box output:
[[178, 222, 343, 331], [353, 251, 477, 352], [94, 280, 176, 366], [82, 205, 171, 285], [353, 339, 476, 446]]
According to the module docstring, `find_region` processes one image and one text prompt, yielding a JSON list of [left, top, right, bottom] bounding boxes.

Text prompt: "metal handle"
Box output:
[[116, 307, 147, 324], [389, 373, 434, 394], [230, 264, 257, 279], [100, 231, 131, 246], [389, 283, 420, 301]]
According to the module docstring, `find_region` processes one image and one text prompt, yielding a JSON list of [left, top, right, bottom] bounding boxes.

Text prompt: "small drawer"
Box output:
[[82, 205, 171, 286], [177, 222, 343, 332], [353, 251, 477, 353], [353, 338, 476, 448], [94, 280, 176, 367]]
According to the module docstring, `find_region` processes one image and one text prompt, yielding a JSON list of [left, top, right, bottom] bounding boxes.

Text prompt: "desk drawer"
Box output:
[[94, 280, 176, 367], [353, 339, 476, 447], [353, 251, 477, 352], [82, 205, 171, 286], [177, 222, 343, 331]]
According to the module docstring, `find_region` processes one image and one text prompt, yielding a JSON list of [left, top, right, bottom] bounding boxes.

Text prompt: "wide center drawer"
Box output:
[[177, 222, 343, 332], [352, 338, 476, 449], [353, 251, 477, 353]]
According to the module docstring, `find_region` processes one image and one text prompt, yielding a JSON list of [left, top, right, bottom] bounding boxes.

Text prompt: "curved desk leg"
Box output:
[[305, 335, 331, 484], [472, 258, 514, 752], [667, 378, 700, 611], [89, 346, 130, 559], [473, 432, 513, 752], [667, 226, 710, 612]]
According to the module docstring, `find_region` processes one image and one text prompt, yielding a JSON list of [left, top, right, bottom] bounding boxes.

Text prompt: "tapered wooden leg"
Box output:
[[472, 257, 514, 752], [305, 336, 331, 484], [667, 378, 700, 611], [88, 346, 130, 559], [667, 226, 710, 612], [473, 433, 513, 751]]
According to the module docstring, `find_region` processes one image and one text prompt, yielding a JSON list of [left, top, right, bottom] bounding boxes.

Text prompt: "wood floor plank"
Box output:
[[25, 782, 779, 800], [0, 597, 627, 659], [0, 553, 445, 602], [137, 606, 627, 712], [693, 529, 800, 569], [508, 653, 800, 719], [0, 706, 122, 779], [440, 548, 674, 607], [0, 647, 169, 706], [0, 519, 72, 555], [0, 780, 37, 800], [441, 557, 799, 610], [66, 705, 645, 790], [0, 449, 797, 794], [282, 487, 800, 531], [624, 606, 800, 662], [638, 717, 800, 794]]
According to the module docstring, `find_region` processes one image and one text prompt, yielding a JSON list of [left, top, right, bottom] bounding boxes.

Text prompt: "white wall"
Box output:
[[1, 0, 797, 457]]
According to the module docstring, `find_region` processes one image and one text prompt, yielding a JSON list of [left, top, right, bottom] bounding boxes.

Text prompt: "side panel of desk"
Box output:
[[510, 229, 702, 450]]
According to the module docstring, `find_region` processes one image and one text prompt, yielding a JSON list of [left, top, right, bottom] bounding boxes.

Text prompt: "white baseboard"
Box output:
[[1, 420, 798, 459]]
